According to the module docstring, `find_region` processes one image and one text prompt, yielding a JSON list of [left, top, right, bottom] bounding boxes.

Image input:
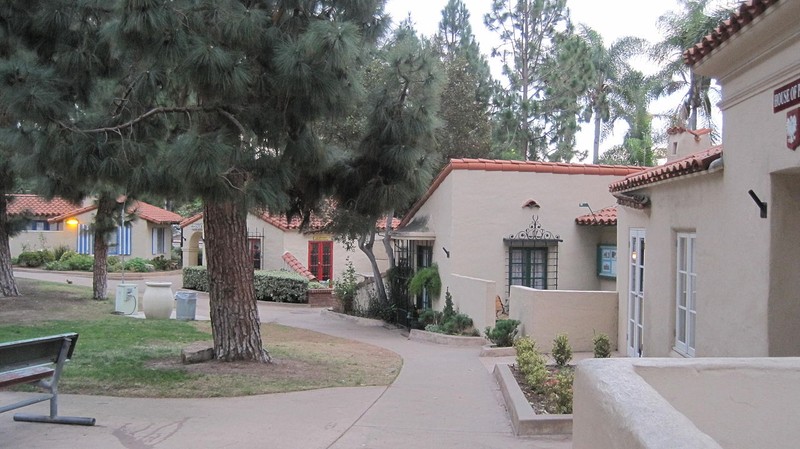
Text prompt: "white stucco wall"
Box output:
[[615, 0, 800, 358], [408, 168, 628, 319], [448, 273, 496, 333], [574, 358, 800, 449], [10, 228, 76, 257], [509, 286, 617, 352]]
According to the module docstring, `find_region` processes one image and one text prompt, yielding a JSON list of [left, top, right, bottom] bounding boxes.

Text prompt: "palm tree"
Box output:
[[579, 26, 646, 163], [650, 0, 734, 130]]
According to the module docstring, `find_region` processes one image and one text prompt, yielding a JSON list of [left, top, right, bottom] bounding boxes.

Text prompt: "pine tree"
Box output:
[[1, 0, 391, 362], [485, 0, 584, 161]]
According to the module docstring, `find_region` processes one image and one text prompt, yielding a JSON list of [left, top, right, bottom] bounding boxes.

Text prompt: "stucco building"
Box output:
[[7, 195, 181, 260], [393, 158, 642, 332], [575, 1, 800, 447], [180, 211, 395, 282]]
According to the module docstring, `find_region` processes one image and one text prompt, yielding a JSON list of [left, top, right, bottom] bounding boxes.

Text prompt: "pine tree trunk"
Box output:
[[0, 193, 20, 297], [381, 210, 396, 272], [359, 229, 388, 304], [204, 199, 270, 363], [91, 197, 117, 300]]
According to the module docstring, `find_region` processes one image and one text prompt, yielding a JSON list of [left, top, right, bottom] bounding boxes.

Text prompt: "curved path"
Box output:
[[2, 270, 571, 449]]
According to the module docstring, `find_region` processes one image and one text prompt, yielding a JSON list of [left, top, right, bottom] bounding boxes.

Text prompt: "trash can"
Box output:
[[175, 291, 197, 321]]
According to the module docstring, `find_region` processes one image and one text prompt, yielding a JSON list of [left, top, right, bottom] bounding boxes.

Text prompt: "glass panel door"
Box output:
[[628, 229, 646, 357]]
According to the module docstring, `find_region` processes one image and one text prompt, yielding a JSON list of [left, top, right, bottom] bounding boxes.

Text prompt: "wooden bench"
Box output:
[[0, 333, 95, 426]]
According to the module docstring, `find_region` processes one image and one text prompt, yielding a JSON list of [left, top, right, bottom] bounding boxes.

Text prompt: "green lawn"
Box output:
[[0, 279, 401, 398]]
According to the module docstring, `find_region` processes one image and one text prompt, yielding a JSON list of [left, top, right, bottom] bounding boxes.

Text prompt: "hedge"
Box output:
[[182, 267, 308, 303]]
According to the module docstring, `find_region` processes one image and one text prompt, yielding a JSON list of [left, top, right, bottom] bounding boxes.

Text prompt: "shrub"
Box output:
[[333, 257, 357, 313], [124, 257, 151, 272], [515, 336, 548, 393], [544, 369, 574, 414], [58, 252, 94, 271], [408, 264, 441, 298], [52, 245, 71, 261], [150, 255, 172, 271], [183, 266, 209, 291], [552, 333, 573, 367], [442, 289, 455, 321], [485, 319, 520, 347], [442, 312, 473, 335], [593, 333, 612, 358], [418, 309, 443, 327], [254, 270, 308, 303], [424, 324, 443, 333], [17, 250, 55, 268]]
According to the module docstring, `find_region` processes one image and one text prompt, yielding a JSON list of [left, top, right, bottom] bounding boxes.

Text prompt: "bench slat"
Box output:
[[0, 365, 55, 388]]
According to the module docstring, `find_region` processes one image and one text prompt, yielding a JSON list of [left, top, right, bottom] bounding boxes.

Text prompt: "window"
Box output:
[[28, 221, 50, 231], [598, 244, 617, 278], [675, 233, 696, 357], [152, 227, 166, 255], [109, 224, 132, 256], [308, 241, 333, 281], [509, 247, 548, 290]]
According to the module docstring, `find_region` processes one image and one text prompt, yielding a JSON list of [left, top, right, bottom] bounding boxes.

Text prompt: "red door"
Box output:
[[308, 241, 333, 281]]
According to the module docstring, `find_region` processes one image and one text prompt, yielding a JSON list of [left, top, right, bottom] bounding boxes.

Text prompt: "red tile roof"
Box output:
[[282, 251, 316, 280], [575, 207, 618, 226], [181, 210, 399, 232], [180, 212, 204, 228], [609, 146, 723, 193], [48, 199, 182, 224], [6, 195, 80, 217], [683, 0, 779, 66], [400, 158, 645, 227]]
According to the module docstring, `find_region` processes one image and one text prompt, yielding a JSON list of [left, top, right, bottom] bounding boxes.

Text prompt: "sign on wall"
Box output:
[[788, 108, 800, 151], [774, 77, 800, 113]]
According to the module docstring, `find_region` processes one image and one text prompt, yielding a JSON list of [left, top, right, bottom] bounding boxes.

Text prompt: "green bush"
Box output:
[[52, 245, 71, 261], [124, 257, 151, 272], [183, 266, 209, 291], [333, 258, 357, 313], [150, 255, 172, 271], [17, 250, 55, 268], [418, 308, 443, 327], [408, 264, 441, 298], [552, 333, 573, 367], [254, 270, 308, 303], [107, 256, 122, 272], [544, 369, 574, 414], [59, 252, 94, 271], [515, 336, 548, 393], [593, 333, 612, 358], [442, 312, 473, 335], [485, 319, 520, 347]]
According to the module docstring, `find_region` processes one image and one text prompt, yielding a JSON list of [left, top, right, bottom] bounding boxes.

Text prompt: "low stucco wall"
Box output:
[[508, 287, 617, 352], [448, 274, 496, 333], [573, 358, 800, 449], [10, 230, 76, 257]]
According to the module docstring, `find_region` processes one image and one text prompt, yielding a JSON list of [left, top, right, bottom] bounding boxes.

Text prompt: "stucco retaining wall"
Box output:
[[448, 274, 496, 333], [509, 287, 617, 352], [574, 357, 800, 449]]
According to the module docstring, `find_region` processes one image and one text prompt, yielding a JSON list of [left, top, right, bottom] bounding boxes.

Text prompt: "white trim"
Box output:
[[675, 233, 697, 357]]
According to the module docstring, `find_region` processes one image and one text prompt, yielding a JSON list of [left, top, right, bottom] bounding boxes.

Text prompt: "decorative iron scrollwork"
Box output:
[[508, 215, 560, 241]]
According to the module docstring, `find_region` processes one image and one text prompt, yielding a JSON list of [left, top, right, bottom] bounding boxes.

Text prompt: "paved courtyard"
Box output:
[[1, 270, 571, 449]]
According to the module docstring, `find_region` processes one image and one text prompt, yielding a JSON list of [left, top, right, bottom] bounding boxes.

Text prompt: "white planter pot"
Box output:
[[143, 282, 173, 319]]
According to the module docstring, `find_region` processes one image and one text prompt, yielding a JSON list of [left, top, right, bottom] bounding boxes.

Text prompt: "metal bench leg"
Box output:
[[12, 337, 95, 426]]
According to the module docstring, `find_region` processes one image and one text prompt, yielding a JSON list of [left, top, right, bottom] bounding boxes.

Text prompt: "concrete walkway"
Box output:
[[2, 270, 571, 449]]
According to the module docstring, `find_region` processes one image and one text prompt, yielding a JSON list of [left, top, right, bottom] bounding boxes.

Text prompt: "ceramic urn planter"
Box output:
[[143, 282, 173, 319]]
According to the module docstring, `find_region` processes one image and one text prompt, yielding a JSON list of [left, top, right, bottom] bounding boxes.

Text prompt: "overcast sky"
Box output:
[[383, 0, 728, 159]]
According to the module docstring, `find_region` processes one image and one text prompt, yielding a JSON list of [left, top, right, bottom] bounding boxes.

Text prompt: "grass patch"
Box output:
[[0, 278, 401, 398]]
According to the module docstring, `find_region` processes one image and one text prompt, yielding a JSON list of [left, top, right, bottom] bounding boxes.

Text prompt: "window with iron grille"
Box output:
[[308, 241, 333, 281]]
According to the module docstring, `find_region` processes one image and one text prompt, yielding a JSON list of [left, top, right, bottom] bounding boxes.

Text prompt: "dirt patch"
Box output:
[[510, 364, 574, 415]]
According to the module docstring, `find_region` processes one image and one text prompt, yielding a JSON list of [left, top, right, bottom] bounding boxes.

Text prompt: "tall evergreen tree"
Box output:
[[1, 1, 390, 362], [330, 25, 443, 306], [434, 0, 492, 162], [650, 0, 733, 130], [485, 0, 585, 161]]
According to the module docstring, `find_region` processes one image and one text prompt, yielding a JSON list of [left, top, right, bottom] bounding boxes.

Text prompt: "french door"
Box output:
[[628, 229, 646, 357]]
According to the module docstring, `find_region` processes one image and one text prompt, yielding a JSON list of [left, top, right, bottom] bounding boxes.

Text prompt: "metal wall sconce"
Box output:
[[748, 190, 768, 219], [442, 247, 450, 258], [579, 202, 595, 215]]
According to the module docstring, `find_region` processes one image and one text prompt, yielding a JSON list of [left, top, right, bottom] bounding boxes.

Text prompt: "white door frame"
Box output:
[[628, 229, 646, 357]]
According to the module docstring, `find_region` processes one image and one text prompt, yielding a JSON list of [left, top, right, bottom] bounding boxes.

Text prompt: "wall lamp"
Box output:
[[747, 190, 768, 219], [65, 217, 79, 226], [579, 202, 595, 215]]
